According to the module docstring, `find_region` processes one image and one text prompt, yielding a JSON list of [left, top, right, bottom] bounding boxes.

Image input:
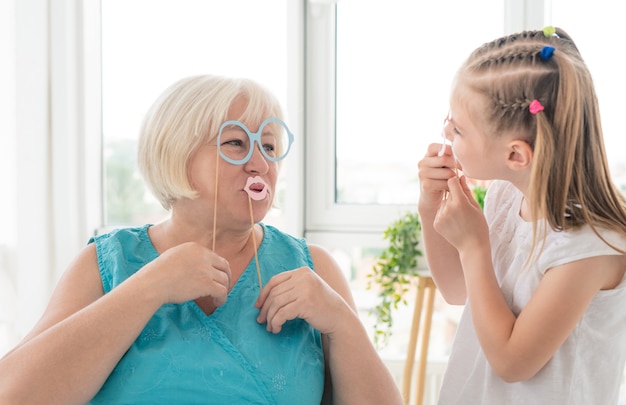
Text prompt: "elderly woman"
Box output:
[[0, 75, 402, 405]]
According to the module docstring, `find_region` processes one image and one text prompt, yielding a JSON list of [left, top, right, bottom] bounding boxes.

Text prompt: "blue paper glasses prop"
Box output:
[[217, 117, 295, 165]]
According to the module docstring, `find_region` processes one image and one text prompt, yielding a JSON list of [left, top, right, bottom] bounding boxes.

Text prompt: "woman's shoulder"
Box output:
[[261, 223, 307, 248], [88, 225, 156, 291], [88, 224, 152, 246], [261, 223, 313, 264]]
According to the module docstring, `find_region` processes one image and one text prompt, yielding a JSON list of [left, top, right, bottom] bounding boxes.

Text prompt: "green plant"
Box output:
[[367, 211, 423, 348], [472, 184, 487, 211]]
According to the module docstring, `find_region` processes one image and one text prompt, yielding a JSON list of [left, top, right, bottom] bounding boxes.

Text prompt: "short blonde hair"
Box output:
[[137, 75, 285, 209]]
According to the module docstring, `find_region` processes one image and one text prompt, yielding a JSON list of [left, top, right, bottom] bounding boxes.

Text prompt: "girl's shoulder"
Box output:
[[484, 180, 523, 221]]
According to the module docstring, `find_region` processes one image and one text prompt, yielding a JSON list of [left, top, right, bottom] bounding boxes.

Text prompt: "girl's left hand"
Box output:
[[255, 267, 349, 334], [434, 175, 489, 252]]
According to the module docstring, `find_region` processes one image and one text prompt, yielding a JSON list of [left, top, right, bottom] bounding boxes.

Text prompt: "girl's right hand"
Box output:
[[418, 143, 459, 211], [141, 242, 231, 307]]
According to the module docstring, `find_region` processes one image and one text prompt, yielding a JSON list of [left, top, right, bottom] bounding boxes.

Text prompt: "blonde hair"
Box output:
[[137, 74, 284, 209], [455, 27, 626, 253]]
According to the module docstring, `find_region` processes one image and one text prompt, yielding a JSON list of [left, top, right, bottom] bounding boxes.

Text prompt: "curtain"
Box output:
[[0, 0, 101, 355]]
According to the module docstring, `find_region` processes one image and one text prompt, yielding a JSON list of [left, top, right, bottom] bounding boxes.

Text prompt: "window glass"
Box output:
[[331, 0, 503, 362], [335, 0, 503, 205], [549, 1, 626, 187], [102, 0, 288, 227]]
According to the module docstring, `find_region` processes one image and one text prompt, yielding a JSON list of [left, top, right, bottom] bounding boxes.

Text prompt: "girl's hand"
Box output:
[[418, 143, 460, 211], [434, 175, 488, 252], [141, 242, 231, 307], [255, 268, 349, 334]]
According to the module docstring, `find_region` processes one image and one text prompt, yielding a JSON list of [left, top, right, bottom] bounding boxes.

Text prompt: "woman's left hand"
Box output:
[[434, 175, 489, 252], [255, 267, 349, 334]]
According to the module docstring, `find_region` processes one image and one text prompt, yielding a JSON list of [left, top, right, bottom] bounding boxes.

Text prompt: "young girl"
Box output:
[[418, 27, 626, 404]]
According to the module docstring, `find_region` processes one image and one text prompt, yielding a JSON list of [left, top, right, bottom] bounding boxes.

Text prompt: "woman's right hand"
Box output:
[[0, 241, 231, 405], [142, 242, 231, 307]]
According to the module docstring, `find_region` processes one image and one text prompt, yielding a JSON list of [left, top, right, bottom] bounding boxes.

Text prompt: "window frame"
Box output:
[[88, 0, 548, 237], [303, 0, 546, 236]]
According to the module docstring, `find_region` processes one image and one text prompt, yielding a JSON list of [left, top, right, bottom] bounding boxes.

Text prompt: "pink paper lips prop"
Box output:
[[244, 176, 269, 201]]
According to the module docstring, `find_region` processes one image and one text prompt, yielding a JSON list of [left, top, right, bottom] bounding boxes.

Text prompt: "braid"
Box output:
[[474, 46, 552, 70], [494, 97, 535, 113], [457, 29, 563, 136], [453, 26, 626, 257]]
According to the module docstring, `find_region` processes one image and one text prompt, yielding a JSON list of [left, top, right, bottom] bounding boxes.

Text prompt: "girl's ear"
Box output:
[[506, 139, 533, 171]]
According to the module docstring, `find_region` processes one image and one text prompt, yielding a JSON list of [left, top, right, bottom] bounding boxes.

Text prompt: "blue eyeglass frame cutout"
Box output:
[[217, 117, 295, 165]]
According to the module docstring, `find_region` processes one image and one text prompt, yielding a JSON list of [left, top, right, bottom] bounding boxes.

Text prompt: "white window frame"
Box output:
[[84, 0, 548, 238], [303, 0, 546, 236]]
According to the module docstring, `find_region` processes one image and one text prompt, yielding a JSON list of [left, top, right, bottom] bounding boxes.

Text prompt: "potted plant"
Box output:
[[367, 210, 423, 348], [366, 185, 487, 348]]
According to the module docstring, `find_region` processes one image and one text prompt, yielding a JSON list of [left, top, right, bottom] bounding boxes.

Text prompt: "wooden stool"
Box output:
[[402, 273, 437, 405]]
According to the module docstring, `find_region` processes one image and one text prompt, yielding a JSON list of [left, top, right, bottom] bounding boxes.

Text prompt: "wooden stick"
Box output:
[[212, 148, 220, 252], [248, 195, 262, 289]]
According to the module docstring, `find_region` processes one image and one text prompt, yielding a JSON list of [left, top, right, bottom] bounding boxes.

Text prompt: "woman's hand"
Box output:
[[434, 175, 488, 252], [142, 242, 231, 307], [255, 268, 349, 334]]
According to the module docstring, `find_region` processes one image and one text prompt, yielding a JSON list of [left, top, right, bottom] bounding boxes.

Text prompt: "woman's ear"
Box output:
[[506, 140, 533, 171]]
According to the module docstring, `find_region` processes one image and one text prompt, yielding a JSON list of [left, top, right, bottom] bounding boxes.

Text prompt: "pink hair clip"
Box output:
[[529, 99, 544, 114]]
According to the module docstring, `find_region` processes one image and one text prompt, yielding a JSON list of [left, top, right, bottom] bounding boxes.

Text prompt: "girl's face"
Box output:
[[448, 91, 512, 181], [185, 97, 279, 226]]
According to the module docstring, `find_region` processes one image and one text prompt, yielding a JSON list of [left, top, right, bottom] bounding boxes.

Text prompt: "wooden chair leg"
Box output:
[[402, 277, 427, 404], [414, 278, 436, 405], [402, 276, 436, 405]]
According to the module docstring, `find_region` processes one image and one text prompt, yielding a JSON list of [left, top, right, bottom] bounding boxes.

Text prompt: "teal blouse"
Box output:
[[88, 224, 324, 404]]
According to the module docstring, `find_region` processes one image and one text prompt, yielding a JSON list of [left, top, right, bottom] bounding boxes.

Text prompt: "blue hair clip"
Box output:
[[540, 46, 555, 60]]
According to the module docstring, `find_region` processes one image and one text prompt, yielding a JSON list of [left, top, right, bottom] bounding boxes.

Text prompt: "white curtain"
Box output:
[[0, 0, 101, 355]]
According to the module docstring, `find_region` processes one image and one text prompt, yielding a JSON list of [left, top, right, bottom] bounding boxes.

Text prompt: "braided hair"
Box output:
[[454, 27, 626, 252]]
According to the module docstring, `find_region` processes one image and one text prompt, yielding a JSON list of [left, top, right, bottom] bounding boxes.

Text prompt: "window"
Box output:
[[335, 1, 503, 207], [305, 0, 504, 362], [306, 0, 504, 233], [548, 1, 626, 185], [101, 0, 296, 230]]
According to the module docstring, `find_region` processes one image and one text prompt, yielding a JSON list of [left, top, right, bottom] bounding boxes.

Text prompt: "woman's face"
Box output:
[[186, 97, 279, 226]]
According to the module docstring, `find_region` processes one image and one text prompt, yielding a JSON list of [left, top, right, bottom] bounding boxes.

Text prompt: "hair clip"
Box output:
[[542, 26, 556, 37], [540, 46, 555, 60], [529, 99, 544, 114]]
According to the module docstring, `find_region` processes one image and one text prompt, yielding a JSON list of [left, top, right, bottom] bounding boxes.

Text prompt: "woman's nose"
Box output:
[[245, 144, 270, 173]]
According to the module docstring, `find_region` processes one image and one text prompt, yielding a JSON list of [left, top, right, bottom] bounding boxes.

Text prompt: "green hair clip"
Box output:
[[542, 26, 556, 37]]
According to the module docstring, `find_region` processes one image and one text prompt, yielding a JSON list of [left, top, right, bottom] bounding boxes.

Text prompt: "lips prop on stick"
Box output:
[[210, 147, 267, 290], [212, 147, 269, 292], [244, 176, 268, 289], [213, 116, 295, 290]]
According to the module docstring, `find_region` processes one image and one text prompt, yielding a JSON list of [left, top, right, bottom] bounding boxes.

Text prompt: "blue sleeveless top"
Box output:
[[87, 224, 324, 404]]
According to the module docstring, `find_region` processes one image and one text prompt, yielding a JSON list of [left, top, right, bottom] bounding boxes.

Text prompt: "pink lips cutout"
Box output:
[[244, 176, 269, 201]]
